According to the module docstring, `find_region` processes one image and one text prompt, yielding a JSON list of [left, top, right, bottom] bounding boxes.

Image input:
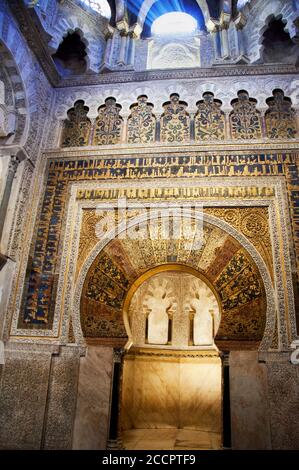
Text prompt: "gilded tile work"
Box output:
[[60, 89, 297, 147], [61, 100, 91, 147], [160, 94, 190, 143], [285, 160, 299, 298], [229, 91, 262, 140], [265, 90, 297, 140], [127, 95, 156, 144], [195, 92, 225, 141], [204, 208, 273, 279], [77, 207, 273, 281], [80, 222, 266, 341], [92, 97, 123, 145], [19, 153, 296, 329]]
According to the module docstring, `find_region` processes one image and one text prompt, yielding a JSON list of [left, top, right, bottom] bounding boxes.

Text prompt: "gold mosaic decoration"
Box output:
[[61, 100, 91, 147], [195, 92, 225, 141], [229, 90, 262, 140], [160, 93, 190, 143], [80, 220, 267, 341], [92, 97, 123, 145], [127, 95, 156, 144], [265, 89, 297, 139], [77, 207, 273, 280], [20, 152, 296, 331]]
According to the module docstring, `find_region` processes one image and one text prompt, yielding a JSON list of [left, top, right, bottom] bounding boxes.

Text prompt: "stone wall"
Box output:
[[230, 351, 299, 450], [229, 351, 271, 450], [73, 345, 113, 450], [0, 343, 81, 450]]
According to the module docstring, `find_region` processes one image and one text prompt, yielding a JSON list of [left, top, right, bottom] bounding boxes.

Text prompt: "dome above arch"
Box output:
[[138, 0, 207, 38], [151, 11, 198, 36], [80, 0, 111, 18]]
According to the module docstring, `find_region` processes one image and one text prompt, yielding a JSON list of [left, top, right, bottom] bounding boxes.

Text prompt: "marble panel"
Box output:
[[179, 357, 222, 433], [122, 355, 180, 429], [121, 352, 222, 439], [266, 356, 299, 449], [43, 346, 80, 449], [0, 345, 52, 449], [72, 345, 113, 449], [122, 428, 221, 450], [229, 351, 271, 450]]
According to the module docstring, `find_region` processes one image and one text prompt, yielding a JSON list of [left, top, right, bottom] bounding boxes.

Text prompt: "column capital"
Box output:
[[234, 12, 247, 30], [105, 25, 115, 40], [206, 19, 220, 33], [116, 20, 129, 35], [220, 12, 231, 30], [129, 23, 142, 39], [7, 155, 20, 177], [222, 351, 230, 366], [113, 347, 124, 363]]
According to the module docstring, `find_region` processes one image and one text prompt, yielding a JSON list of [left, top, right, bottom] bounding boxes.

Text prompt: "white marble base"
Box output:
[[123, 428, 222, 450]]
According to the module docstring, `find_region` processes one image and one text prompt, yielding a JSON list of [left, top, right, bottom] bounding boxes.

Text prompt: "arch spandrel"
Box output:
[[78, 216, 270, 350]]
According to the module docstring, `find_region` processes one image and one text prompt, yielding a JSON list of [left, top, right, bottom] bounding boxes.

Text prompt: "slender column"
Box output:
[[221, 26, 230, 58], [107, 348, 124, 450], [104, 33, 113, 65], [212, 29, 221, 60], [236, 27, 245, 57], [222, 351, 231, 449], [234, 13, 247, 58], [219, 11, 231, 59], [207, 20, 221, 61], [0, 155, 20, 243], [127, 34, 136, 67], [118, 33, 128, 65]]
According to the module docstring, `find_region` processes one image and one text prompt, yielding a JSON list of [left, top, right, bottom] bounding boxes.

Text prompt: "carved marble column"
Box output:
[[104, 31, 114, 66], [118, 33, 128, 65], [220, 12, 231, 59], [207, 20, 221, 61], [0, 155, 20, 245], [127, 33, 136, 67], [234, 13, 247, 58], [106, 348, 124, 450], [220, 26, 230, 59]]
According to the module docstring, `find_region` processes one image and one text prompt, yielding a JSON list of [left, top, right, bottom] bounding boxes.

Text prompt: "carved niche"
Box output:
[[229, 90, 262, 140], [93, 97, 123, 145], [128, 271, 220, 349], [127, 95, 156, 144], [61, 100, 91, 147], [195, 92, 225, 141], [265, 89, 297, 139], [160, 93, 190, 143]]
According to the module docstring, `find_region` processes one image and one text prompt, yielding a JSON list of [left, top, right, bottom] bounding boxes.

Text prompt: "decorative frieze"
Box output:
[[60, 89, 297, 147]]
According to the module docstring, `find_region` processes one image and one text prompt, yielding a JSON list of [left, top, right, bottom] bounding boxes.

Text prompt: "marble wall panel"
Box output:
[[122, 355, 180, 429], [121, 353, 222, 436], [72, 345, 113, 450], [179, 357, 222, 434], [42, 346, 81, 450], [229, 351, 271, 450], [0, 344, 52, 449], [266, 355, 299, 449]]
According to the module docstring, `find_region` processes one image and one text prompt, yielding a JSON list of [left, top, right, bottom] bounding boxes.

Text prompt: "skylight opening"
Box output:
[[237, 0, 250, 9], [151, 12, 198, 37], [80, 0, 111, 19]]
